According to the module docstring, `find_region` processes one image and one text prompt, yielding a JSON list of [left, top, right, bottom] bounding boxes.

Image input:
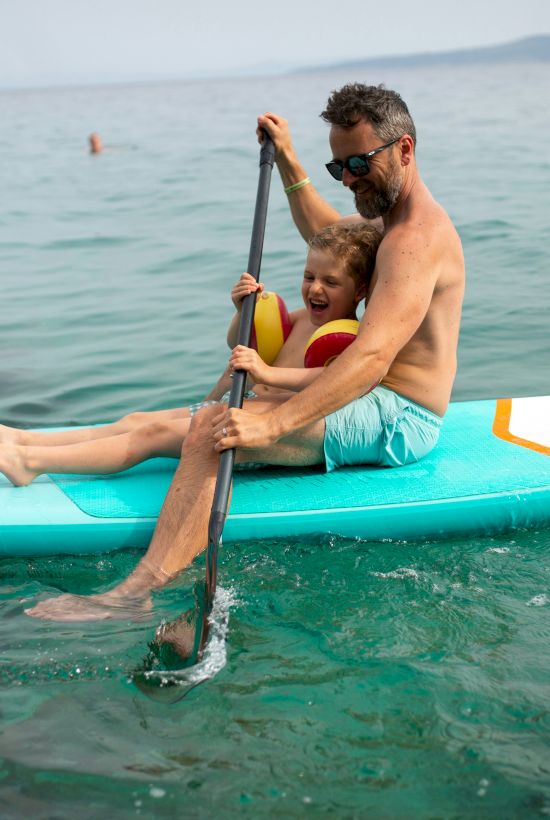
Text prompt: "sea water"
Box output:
[[0, 62, 549, 818]]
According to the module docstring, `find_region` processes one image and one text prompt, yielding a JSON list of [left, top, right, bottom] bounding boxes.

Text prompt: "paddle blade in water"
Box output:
[[132, 581, 208, 701]]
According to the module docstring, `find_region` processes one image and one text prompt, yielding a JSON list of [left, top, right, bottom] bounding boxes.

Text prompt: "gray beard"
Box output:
[[353, 164, 402, 220]]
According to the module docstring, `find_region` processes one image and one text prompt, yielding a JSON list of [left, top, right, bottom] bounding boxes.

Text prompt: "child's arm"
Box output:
[[226, 273, 264, 349], [229, 345, 324, 392]]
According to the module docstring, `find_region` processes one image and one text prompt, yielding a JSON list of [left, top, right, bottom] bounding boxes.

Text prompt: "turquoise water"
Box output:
[[1, 63, 549, 817]]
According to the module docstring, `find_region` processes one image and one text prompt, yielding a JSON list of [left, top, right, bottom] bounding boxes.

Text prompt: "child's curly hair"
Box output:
[[308, 222, 382, 290]]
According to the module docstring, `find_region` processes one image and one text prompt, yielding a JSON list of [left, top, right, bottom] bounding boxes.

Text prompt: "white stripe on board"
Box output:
[[509, 396, 550, 448]]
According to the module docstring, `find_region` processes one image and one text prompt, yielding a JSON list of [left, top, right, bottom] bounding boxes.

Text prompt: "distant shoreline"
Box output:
[[294, 34, 550, 75], [2, 34, 549, 93]]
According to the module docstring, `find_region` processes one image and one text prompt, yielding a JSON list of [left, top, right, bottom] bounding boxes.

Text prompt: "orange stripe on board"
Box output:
[[492, 398, 550, 456]]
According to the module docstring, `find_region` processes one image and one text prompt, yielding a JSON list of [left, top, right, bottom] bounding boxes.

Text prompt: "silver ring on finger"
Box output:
[[222, 427, 228, 437]]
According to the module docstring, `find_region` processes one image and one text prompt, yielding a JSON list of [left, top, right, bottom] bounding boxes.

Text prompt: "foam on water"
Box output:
[[143, 585, 237, 687], [526, 593, 549, 607]]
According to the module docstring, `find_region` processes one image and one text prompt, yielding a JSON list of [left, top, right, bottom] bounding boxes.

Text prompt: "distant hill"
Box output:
[[295, 35, 550, 74]]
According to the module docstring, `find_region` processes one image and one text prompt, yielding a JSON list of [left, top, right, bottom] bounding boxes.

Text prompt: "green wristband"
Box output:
[[284, 177, 311, 195]]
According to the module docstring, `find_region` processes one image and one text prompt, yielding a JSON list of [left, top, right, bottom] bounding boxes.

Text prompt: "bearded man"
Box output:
[[242, 83, 465, 463]]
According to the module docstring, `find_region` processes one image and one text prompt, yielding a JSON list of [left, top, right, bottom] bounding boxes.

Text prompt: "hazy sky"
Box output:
[[2, 0, 549, 88]]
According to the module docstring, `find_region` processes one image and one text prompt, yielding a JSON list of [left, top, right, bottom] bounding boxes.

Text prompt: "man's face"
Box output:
[[329, 121, 403, 219]]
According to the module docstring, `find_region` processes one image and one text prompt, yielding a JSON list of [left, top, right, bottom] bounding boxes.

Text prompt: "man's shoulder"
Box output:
[[376, 200, 463, 284], [384, 199, 460, 251]]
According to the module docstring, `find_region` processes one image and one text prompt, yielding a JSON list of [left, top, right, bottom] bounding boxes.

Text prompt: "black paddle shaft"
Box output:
[[206, 134, 275, 607]]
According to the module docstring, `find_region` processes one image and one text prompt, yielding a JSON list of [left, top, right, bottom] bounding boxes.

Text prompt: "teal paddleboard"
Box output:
[[1, 396, 549, 557]]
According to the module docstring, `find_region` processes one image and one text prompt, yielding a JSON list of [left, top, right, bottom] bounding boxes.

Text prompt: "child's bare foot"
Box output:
[[0, 424, 23, 446], [0, 445, 38, 486]]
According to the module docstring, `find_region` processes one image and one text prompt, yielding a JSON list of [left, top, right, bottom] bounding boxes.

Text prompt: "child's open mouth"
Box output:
[[309, 299, 328, 314]]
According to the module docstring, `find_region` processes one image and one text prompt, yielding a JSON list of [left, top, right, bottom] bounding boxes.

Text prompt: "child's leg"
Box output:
[[0, 418, 191, 487], [0, 408, 189, 447]]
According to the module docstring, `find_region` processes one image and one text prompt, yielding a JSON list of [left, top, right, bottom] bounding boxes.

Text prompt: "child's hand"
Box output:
[[231, 272, 264, 312], [229, 345, 270, 384]]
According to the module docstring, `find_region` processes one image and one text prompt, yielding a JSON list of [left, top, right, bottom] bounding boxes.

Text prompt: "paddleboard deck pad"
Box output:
[[1, 396, 549, 557]]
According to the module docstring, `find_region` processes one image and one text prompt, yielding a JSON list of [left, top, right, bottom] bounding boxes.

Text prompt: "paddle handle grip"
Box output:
[[259, 131, 276, 167], [237, 143, 275, 346]]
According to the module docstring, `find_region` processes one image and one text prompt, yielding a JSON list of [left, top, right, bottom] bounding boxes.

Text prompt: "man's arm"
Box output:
[[215, 230, 441, 449], [258, 113, 342, 241]]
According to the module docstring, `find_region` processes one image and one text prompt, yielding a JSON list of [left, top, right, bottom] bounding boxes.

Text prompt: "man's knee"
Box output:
[[184, 404, 219, 450]]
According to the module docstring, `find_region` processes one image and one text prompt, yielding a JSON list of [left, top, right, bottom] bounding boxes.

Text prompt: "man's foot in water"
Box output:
[[25, 591, 153, 621], [24, 560, 168, 621]]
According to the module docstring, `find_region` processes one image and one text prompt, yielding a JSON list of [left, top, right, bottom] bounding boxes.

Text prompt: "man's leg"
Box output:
[[25, 398, 325, 621], [143, 400, 326, 579]]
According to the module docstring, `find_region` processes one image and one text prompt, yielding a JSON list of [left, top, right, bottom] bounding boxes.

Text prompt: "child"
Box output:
[[0, 223, 380, 486]]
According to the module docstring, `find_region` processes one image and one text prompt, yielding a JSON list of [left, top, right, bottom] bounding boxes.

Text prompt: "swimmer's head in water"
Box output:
[[89, 133, 103, 154]]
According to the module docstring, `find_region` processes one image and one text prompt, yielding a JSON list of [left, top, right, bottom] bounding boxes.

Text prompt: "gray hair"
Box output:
[[321, 83, 417, 147]]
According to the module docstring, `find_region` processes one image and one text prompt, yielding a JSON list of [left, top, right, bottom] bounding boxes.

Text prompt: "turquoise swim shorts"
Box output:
[[323, 385, 442, 472]]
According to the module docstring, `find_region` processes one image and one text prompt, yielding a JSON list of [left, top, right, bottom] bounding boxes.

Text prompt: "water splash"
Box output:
[[141, 585, 237, 688], [526, 594, 548, 607], [370, 567, 420, 580]]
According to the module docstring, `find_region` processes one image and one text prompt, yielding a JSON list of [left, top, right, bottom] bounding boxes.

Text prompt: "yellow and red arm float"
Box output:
[[252, 292, 363, 369], [250, 292, 293, 365], [304, 319, 360, 368]]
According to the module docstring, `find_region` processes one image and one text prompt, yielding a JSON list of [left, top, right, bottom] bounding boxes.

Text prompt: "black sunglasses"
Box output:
[[325, 137, 401, 181]]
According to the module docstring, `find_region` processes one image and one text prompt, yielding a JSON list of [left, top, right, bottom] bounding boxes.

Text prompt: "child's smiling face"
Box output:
[[302, 248, 364, 326]]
